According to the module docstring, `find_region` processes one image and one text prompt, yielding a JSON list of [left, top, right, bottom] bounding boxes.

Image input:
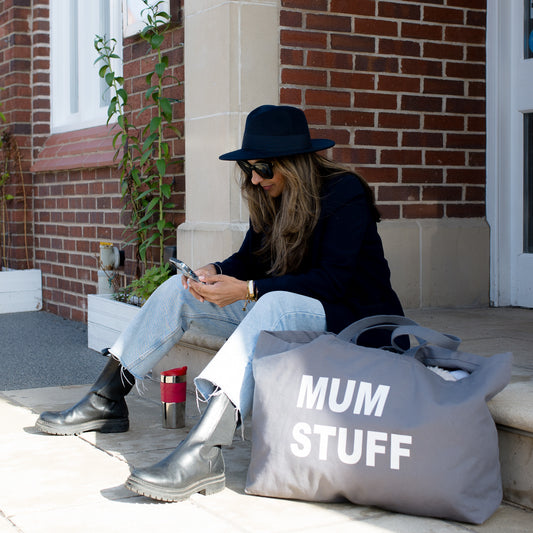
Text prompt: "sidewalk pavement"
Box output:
[[1, 307, 532, 533]]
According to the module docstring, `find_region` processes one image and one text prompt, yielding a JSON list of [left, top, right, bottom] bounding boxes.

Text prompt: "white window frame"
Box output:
[[487, 0, 533, 307], [123, 0, 171, 37], [50, 0, 123, 133]]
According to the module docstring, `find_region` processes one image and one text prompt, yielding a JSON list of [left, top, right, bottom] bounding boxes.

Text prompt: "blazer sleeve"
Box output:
[[214, 225, 266, 281]]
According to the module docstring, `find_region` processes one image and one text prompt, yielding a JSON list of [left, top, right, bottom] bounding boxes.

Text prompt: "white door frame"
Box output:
[[487, 0, 533, 307]]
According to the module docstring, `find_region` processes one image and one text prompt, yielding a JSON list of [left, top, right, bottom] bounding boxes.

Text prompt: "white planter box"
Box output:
[[0, 269, 42, 314], [87, 294, 140, 352]]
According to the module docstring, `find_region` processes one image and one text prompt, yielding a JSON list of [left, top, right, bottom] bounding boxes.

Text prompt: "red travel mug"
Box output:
[[160, 366, 187, 429]]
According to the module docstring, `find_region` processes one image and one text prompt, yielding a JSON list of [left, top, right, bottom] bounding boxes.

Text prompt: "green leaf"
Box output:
[[138, 246, 147, 263], [160, 97, 172, 118], [151, 34, 164, 49], [166, 124, 181, 137], [139, 151, 151, 166], [149, 116, 162, 134], [156, 219, 166, 234], [98, 65, 108, 78], [117, 88, 128, 104], [139, 212, 157, 226], [142, 133, 158, 152], [131, 168, 142, 185], [137, 104, 153, 119], [105, 72, 115, 85], [146, 196, 159, 215], [143, 233, 159, 248], [135, 189, 153, 201], [155, 62, 165, 78], [112, 130, 122, 146], [156, 159, 166, 177], [145, 86, 159, 102]]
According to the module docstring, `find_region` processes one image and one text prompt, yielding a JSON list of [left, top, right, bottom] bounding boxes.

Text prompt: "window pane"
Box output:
[[70, 0, 79, 114], [526, 0, 533, 59], [99, 0, 111, 107], [525, 113, 533, 252], [50, 0, 122, 132]]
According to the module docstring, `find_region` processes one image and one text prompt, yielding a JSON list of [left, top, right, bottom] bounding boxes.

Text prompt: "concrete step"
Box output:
[[488, 368, 533, 511]]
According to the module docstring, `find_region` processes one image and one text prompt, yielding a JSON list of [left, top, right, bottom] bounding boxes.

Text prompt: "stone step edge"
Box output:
[[489, 377, 533, 436]]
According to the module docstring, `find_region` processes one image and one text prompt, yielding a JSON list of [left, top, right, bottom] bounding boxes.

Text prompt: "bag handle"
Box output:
[[391, 325, 461, 352], [338, 315, 461, 353], [337, 315, 419, 346]]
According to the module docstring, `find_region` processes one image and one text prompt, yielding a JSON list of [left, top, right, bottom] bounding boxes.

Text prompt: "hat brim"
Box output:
[[219, 139, 335, 161]]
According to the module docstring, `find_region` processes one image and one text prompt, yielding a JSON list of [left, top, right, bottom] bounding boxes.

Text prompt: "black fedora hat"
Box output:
[[219, 105, 335, 161]]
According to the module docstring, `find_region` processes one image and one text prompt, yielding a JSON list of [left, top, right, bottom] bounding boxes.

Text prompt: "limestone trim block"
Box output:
[[379, 218, 490, 309]]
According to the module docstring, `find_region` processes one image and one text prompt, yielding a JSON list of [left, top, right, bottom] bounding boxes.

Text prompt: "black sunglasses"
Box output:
[[237, 160, 274, 180]]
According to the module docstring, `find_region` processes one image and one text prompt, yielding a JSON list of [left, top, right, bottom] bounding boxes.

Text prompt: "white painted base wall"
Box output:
[[87, 294, 140, 352], [0, 269, 42, 314]]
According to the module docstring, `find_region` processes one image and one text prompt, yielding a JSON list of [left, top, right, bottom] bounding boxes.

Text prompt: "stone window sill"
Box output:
[[31, 124, 121, 173]]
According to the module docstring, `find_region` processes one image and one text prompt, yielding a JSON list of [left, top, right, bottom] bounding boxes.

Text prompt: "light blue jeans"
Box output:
[[109, 276, 327, 419]]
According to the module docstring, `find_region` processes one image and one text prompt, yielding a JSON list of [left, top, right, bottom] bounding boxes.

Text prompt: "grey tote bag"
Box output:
[[245, 316, 512, 524]]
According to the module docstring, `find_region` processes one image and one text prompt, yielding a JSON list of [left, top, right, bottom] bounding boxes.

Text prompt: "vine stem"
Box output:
[[156, 44, 164, 266]]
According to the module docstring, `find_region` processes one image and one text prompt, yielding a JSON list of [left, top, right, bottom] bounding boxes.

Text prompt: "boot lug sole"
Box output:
[[35, 418, 129, 436], [124, 473, 226, 502]]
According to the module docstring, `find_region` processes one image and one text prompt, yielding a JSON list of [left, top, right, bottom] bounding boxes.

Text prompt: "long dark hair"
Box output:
[[239, 153, 380, 276]]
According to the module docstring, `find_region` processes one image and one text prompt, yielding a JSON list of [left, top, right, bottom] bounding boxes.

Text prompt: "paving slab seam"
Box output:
[[188, 500, 251, 533], [0, 508, 23, 533], [0, 392, 30, 410], [77, 434, 132, 465]]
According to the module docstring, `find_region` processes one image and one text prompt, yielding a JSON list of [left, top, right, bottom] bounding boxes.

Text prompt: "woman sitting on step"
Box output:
[[35, 104, 405, 502]]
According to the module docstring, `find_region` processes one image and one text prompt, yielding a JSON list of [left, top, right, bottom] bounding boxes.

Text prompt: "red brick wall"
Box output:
[[29, 4, 185, 322], [121, 23, 185, 238], [0, 0, 35, 270], [33, 166, 117, 321], [280, 0, 486, 219]]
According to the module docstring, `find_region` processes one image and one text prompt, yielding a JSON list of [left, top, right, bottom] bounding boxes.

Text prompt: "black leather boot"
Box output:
[[35, 355, 135, 436], [125, 391, 237, 502]]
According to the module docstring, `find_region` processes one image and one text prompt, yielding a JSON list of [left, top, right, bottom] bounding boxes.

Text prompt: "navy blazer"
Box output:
[[215, 172, 404, 335]]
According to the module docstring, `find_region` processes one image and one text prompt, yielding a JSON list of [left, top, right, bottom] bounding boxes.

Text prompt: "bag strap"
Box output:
[[391, 325, 461, 352], [337, 315, 419, 345], [338, 314, 461, 354]]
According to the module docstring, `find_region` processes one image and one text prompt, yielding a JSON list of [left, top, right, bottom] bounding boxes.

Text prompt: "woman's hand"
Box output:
[[188, 274, 248, 307], [182, 263, 216, 296]]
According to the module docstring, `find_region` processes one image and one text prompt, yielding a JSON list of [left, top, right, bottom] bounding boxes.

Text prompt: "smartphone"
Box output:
[[169, 258, 204, 283]]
